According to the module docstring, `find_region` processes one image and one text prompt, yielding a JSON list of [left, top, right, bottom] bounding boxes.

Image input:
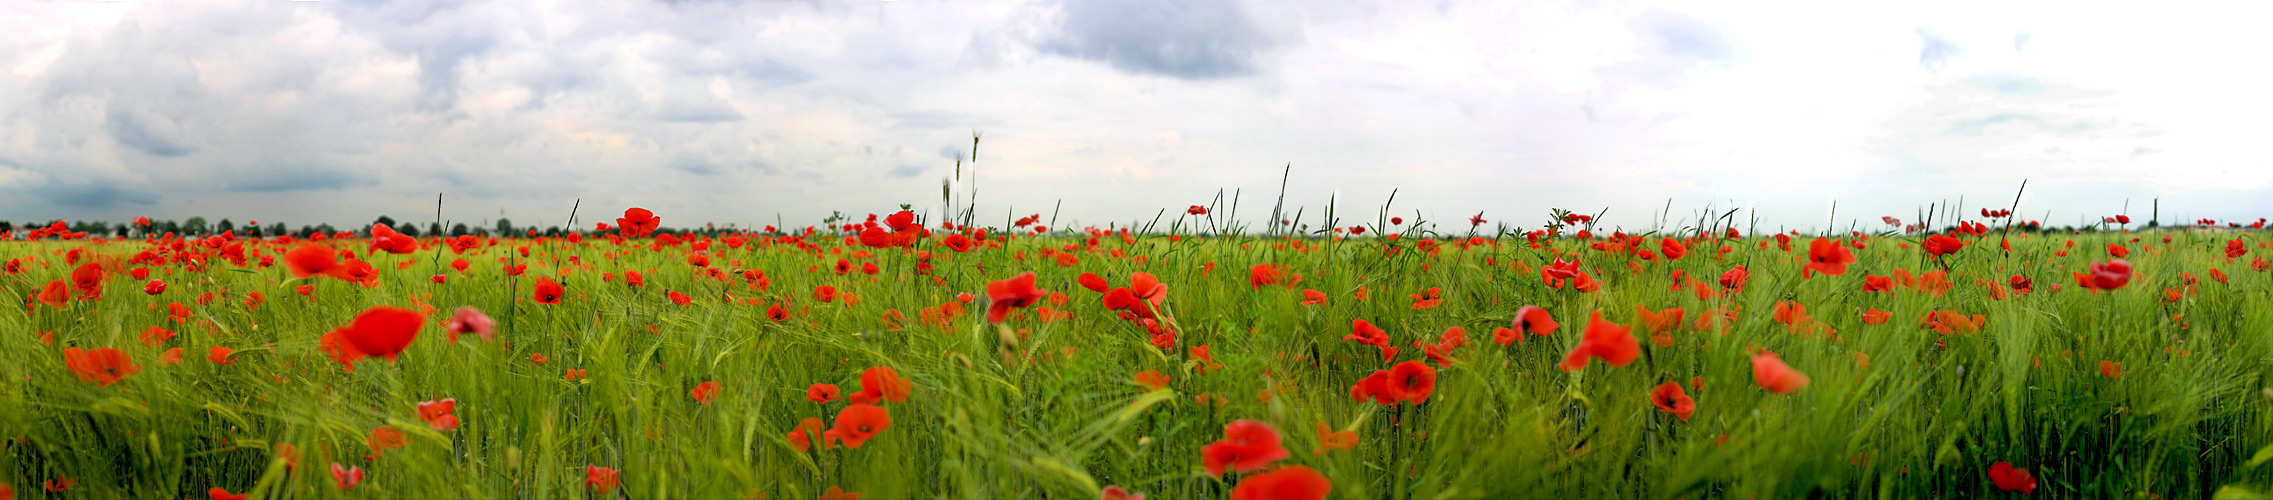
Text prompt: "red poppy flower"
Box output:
[[285, 245, 341, 279], [444, 306, 496, 343], [143, 279, 165, 295], [585, 465, 620, 495], [807, 383, 840, 403], [616, 208, 661, 238], [1751, 351, 1809, 394], [534, 277, 564, 304], [1385, 360, 1437, 404], [1804, 238, 1856, 277], [1659, 238, 1687, 260], [1201, 420, 1290, 477], [788, 417, 826, 452], [1102, 485, 1147, 500], [691, 381, 720, 405], [668, 290, 692, 306], [1651, 382, 1695, 421], [63, 347, 140, 386], [848, 366, 913, 404], [1135, 370, 1170, 390], [1344, 319, 1390, 347], [1923, 234, 1965, 257], [335, 306, 425, 362], [330, 463, 363, 490], [1558, 311, 1638, 371], [1988, 461, 2037, 494], [2084, 259, 2133, 290], [38, 279, 70, 309], [2099, 360, 2124, 379], [824, 403, 892, 448], [1314, 423, 1356, 455], [1187, 205, 1208, 215], [209, 487, 248, 500], [1229, 465, 1331, 500], [1077, 273, 1109, 293], [69, 262, 105, 296], [814, 285, 837, 303], [984, 272, 1046, 324], [208, 346, 236, 365], [1861, 308, 1892, 326], [418, 398, 459, 431]]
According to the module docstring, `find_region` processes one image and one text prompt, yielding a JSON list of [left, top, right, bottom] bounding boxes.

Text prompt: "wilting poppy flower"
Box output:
[[1229, 466, 1331, 500], [1650, 382, 1695, 421], [985, 272, 1046, 323], [1559, 312, 1638, 371], [1385, 360, 1438, 404], [63, 347, 140, 386], [585, 465, 620, 495], [1988, 461, 2037, 494], [1751, 351, 1809, 394], [330, 463, 363, 490], [848, 366, 913, 404], [824, 403, 892, 448], [616, 208, 661, 238], [1202, 420, 1291, 477], [534, 277, 564, 304], [443, 307, 496, 343], [691, 381, 720, 405], [418, 398, 460, 431], [1804, 238, 1856, 277]]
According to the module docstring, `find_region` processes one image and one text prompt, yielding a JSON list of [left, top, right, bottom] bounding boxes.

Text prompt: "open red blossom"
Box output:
[[64, 347, 139, 386], [823, 403, 892, 448], [1558, 311, 1638, 371], [1202, 420, 1290, 477], [691, 381, 720, 405], [585, 465, 620, 495], [2085, 259, 2133, 290], [1751, 351, 1810, 394], [418, 398, 460, 431], [985, 272, 1046, 323], [534, 277, 565, 304], [285, 245, 341, 279], [334, 306, 425, 362], [616, 208, 661, 238], [1923, 234, 1966, 257], [1651, 382, 1695, 421], [848, 366, 912, 405], [1345, 319, 1390, 346], [331, 463, 363, 490], [1229, 465, 1331, 500], [1988, 461, 2038, 494], [1384, 360, 1438, 404], [1804, 238, 1856, 277], [443, 306, 496, 343], [807, 383, 840, 403]]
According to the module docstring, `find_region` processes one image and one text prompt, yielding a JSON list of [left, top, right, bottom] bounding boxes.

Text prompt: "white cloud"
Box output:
[[0, 0, 2267, 232]]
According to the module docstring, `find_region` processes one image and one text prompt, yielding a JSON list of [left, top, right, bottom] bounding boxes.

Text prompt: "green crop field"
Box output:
[[3, 208, 2272, 499]]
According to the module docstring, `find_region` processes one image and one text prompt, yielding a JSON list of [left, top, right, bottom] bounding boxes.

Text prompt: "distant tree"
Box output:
[[182, 217, 209, 236], [545, 226, 562, 237], [374, 215, 397, 232], [495, 218, 513, 236], [84, 221, 109, 235], [314, 224, 337, 236], [400, 223, 421, 237], [451, 223, 469, 237], [268, 222, 287, 237], [216, 219, 235, 234], [428, 222, 443, 236], [0, 221, 11, 234], [113, 225, 130, 238], [158, 220, 181, 235]]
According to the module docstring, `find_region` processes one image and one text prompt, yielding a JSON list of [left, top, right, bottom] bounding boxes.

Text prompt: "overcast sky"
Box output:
[[4, 0, 2271, 234]]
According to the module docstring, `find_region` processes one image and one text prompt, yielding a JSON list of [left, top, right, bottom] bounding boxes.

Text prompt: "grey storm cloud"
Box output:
[[1917, 28, 1962, 70], [221, 162, 377, 193], [1038, 0, 1279, 79], [104, 106, 199, 157]]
